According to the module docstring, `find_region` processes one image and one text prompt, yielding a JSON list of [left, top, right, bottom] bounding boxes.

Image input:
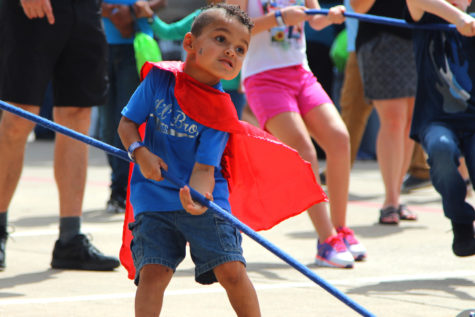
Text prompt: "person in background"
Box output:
[[0, 0, 119, 271], [351, 0, 418, 225], [100, 0, 167, 213], [405, 0, 475, 256]]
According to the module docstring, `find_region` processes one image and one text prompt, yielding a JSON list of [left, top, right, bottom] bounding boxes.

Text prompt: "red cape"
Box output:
[[120, 61, 327, 279]]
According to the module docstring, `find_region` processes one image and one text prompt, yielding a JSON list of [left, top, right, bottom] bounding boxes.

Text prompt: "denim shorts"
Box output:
[[129, 210, 245, 285]]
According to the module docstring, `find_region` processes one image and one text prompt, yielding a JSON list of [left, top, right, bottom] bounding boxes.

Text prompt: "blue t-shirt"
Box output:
[[408, 13, 475, 142], [121, 68, 231, 215], [103, 0, 154, 44]]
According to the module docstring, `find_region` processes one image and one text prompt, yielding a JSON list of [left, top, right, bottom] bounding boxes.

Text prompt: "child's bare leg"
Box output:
[[135, 264, 174, 317], [303, 103, 351, 228], [214, 261, 261, 317]]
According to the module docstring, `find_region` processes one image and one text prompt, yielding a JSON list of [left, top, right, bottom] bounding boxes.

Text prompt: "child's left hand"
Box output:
[[179, 186, 213, 216], [327, 5, 346, 25]]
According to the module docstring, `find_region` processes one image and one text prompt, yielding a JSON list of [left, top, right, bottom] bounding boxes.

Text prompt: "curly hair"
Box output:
[[190, 3, 254, 36]]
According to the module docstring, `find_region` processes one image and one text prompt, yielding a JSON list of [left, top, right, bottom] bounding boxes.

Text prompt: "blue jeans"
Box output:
[[99, 44, 139, 199], [420, 124, 475, 224]]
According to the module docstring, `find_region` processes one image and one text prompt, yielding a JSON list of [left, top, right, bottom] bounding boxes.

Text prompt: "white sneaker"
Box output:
[[315, 234, 354, 268], [337, 226, 367, 261]]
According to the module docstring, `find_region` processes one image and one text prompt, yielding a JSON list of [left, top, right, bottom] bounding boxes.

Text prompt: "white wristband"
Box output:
[[274, 10, 286, 27], [127, 141, 145, 162]]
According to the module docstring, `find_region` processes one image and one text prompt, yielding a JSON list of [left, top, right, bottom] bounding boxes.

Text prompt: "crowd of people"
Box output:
[[0, 0, 474, 316]]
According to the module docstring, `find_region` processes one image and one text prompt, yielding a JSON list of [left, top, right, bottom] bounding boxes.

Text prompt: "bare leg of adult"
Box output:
[[265, 111, 334, 241], [0, 103, 39, 211], [135, 264, 174, 317], [397, 97, 415, 191], [53, 107, 91, 218], [304, 103, 350, 228], [373, 98, 413, 208], [214, 261, 261, 317]]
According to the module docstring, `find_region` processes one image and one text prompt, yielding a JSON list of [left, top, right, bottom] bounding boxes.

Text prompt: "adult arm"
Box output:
[[148, 0, 167, 11], [133, 0, 167, 17], [406, 0, 475, 36], [179, 163, 215, 215], [350, 0, 375, 13], [20, 0, 54, 24]]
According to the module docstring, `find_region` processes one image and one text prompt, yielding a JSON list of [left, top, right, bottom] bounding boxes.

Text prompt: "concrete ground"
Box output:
[[0, 140, 474, 317]]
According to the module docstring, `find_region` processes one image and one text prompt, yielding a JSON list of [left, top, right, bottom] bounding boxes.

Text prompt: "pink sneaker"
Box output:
[[315, 234, 354, 268], [337, 226, 367, 261]]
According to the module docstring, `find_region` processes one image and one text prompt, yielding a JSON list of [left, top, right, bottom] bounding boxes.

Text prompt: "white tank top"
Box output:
[[242, 0, 309, 80]]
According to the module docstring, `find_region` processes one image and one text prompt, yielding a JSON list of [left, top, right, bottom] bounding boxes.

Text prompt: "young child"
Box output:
[[406, 0, 475, 256], [227, 0, 366, 267], [118, 4, 261, 316]]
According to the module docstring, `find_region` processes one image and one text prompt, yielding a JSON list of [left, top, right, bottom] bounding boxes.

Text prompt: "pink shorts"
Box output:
[[244, 65, 333, 128]]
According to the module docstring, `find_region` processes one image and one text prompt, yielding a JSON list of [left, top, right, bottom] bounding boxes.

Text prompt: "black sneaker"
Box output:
[[319, 170, 326, 186], [401, 174, 432, 194], [106, 195, 126, 214], [51, 234, 120, 271], [452, 221, 475, 257], [0, 232, 7, 271]]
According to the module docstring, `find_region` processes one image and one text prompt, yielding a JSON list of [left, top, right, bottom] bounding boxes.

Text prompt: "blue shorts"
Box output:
[[129, 210, 245, 285]]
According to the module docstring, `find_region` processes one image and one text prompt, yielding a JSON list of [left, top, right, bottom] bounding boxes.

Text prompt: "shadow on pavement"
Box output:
[[0, 269, 61, 296], [11, 209, 123, 228], [347, 277, 475, 301]]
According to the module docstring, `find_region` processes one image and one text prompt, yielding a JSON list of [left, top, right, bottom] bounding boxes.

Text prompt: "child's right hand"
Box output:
[[133, 1, 154, 18], [456, 15, 475, 37], [135, 147, 168, 182], [179, 186, 213, 216], [280, 6, 308, 26]]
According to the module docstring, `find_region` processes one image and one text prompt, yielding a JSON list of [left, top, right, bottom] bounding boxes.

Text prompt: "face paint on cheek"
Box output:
[[199, 48, 203, 55]]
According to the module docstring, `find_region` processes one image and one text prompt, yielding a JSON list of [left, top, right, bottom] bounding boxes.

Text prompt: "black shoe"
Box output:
[[319, 170, 326, 186], [401, 174, 432, 194], [51, 234, 120, 271], [106, 193, 126, 214], [106, 198, 126, 213], [452, 221, 475, 257], [0, 232, 7, 270]]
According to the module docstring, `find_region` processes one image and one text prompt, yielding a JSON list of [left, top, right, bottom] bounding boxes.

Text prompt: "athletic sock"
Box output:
[[0, 211, 7, 236], [59, 217, 81, 243]]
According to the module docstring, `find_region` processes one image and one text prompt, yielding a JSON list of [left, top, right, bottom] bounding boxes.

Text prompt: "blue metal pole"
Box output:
[[305, 8, 456, 31]]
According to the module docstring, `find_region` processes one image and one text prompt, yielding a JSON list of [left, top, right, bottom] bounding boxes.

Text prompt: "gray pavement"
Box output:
[[0, 139, 474, 317]]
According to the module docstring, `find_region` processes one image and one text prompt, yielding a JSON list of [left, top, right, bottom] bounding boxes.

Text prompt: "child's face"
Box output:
[[185, 11, 250, 84], [447, 0, 471, 11]]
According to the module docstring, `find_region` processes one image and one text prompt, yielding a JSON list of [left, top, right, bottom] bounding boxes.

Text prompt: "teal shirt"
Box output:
[[151, 10, 200, 41]]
